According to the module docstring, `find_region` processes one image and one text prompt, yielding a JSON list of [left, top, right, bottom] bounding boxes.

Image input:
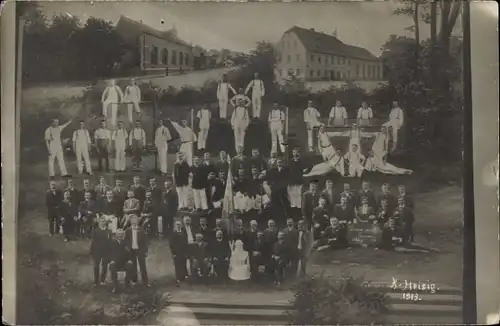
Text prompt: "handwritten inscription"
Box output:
[[390, 277, 438, 301]]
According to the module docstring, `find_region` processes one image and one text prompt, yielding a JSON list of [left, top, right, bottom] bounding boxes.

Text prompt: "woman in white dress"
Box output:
[[228, 240, 251, 281], [365, 150, 413, 175], [371, 126, 390, 160]]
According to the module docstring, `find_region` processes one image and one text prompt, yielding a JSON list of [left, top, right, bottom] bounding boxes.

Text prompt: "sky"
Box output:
[[40, 1, 463, 57]]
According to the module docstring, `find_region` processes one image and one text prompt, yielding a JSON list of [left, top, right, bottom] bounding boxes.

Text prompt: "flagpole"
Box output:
[[190, 108, 194, 155], [285, 105, 289, 163]]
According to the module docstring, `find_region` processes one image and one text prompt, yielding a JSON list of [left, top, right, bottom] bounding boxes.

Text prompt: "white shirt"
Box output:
[[268, 109, 285, 123], [124, 85, 141, 102], [155, 126, 171, 147], [102, 85, 123, 102], [298, 230, 303, 250], [357, 107, 373, 119], [185, 225, 194, 244], [197, 109, 211, 129], [72, 129, 91, 146], [112, 128, 128, 147], [303, 107, 320, 126], [132, 227, 139, 249], [345, 151, 365, 164], [129, 128, 146, 146], [329, 106, 348, 119], [95, 128, 111, 140], [230, 94, 251, 107], [389, 107, 404, 125], [217, 82, 236, 99], [171, 122, 196, 143], [246, 79, 265, 96], [45, 122, 71, 148], [318, 131, 332, 148]]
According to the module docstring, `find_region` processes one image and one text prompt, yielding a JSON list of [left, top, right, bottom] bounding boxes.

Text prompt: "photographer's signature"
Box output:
[[390, 277, 438, 301]]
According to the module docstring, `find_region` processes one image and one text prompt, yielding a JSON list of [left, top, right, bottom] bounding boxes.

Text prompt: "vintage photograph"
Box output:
[[16, 0, 467, 324]]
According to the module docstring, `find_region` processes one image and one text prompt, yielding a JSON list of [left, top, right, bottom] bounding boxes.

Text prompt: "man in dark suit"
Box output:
[[46, 180, 63, 236], [141, 190, 158, 236], [248, 148, 267, 174], [82, 179, 97, 201], [173, 152, 191, 211], [161, 179, 178, 236], [380, 218, 403, 250], [312, 197, 330, 241], [339, 182, 355, 209], [202, 152, 217, 208], [266, 157, 291, 226], [146, 177, 163, 205], [295, 220, 310, 277], [320, 179, 337, 215], [377, 183, 396, 212], [264, 219, 278, 247], [281, 218, 299, 276], [247, 220, 260, 242], [190, 156, 210, 212], [99, 190, 120, 217], [319, 217, 347, 249], [109, 229, 134, 293], [190, 233, 210, 278], [271, 231, 289, 285], [112, 179, 127, 219], [199, 217, 214, 245], [210, 230, 231, 280], [130, 176, 147, 206], [356, 180, 377, 208], [124, 215, 149, 287], [334, 196, 354, 223], [301, 180, 320, 228], [90, 216, 112, 286], [375, 198, 391, 225], [78, 190, 98, 237], [397, 184, 414, 209], [393, 197, 415, 243], [215, 150, 230, 176], [183, 215, 197, 246], [250, 230, 268, 280], [95, 176, 111, 201], [212, 218, 228, 243], [59, 190, 78, 242], [210, 170, 227, 209], [170, 220, 189, 285], [65, 179, 81, 206], [231, 145, 249, 177]]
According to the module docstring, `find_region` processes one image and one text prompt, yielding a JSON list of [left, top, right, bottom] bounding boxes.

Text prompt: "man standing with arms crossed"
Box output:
[[268, 102, 286, 155], [216, 74, 236, 119], [245, 73, 265, 119], [303, 100, 321, 152], [155, 119, 172, 176], [94, 120, 112, 173], [45, 117, 72, 178], [72, 120, 93, 175]]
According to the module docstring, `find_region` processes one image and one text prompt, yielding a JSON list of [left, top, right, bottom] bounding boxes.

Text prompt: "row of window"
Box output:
[[149, 46, 190, 66], [280, 66, 382, 80], [284, 53, 350, 66]]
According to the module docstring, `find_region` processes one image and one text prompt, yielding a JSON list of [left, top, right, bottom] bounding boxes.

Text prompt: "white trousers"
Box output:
[[193, 188, 208, 210], [176, 186, 189, 209], [270, 123, 285, 153], [233, 125, 246, 151], [219, 98, 228, 119], [348, 163, 364, 177], [127, 102, 141, 123], [75, 145, 92, 174], [307, 128, 315, 150], [287, 185, 303, 208], [179, 143, 193, 166], [103, 102, 118, 127], [252, 95, 262, 118], [198, 128, 209, 150], [48, 146, 68, 177], [157, 145, 168, 174], [115, 145, 126, 171]]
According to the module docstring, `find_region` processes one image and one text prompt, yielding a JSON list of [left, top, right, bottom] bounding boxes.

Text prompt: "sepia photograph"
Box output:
[[6, 0, 491, 325]]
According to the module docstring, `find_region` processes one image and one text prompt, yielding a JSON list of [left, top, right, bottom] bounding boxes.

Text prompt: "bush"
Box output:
[[287, 273, 389, 325]]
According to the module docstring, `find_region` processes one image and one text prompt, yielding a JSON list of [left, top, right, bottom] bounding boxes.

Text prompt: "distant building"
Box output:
[[275, 26, 383, 82], [115, 16, 193, 74]]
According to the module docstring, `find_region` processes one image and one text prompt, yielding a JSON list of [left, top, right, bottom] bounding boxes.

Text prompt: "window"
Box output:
[[287, 69, 293, 77], [150, 46, 159, 65], [161, 48, 168, 65], [171, 50, 177, 64], [179, 52, 184, 66], [296, 54, 300, 61], [348, 59, 351, 65], [337, 56, 341, 65], [310, 70, 314, 77], [332, 56, 335, 65], [293, 40, 297, 48], [296, 68, 301, 76], [324, 70, 328, 77], [287, 54, 291, 63], [356, 64, 360, 78], [310, 54, 314, 62], [185, 54, 189, 66], [376, 65, 381, 79], [362, 64, 365, 78], [317, 70, 321, 77], [348, 70, 351, 79], [336, 71, 341, 80], [318, 56, 321, 64]]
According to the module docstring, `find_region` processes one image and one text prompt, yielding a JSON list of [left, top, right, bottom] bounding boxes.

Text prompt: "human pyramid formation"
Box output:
[[42, 72, 421, 293]]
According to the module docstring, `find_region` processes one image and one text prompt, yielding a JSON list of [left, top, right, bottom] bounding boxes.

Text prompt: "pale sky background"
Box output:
[[40, 1, 463, 57]]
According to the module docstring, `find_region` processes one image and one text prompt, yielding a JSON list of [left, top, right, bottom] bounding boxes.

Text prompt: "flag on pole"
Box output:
[[222, 154, 234, 235]]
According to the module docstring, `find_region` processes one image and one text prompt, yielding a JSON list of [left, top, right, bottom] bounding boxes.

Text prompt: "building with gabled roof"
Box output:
[[275, 26, 383, 82], [115, 15, 193, 74]]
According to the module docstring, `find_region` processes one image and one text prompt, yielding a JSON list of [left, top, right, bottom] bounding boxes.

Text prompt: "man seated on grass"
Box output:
[[317, 217, 348, 251]]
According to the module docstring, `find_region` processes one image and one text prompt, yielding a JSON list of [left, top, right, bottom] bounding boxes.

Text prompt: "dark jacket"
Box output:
[[233, 176, 249, 194], [266, 166, 290, 191], [90, 227, 112, 258], [377, 193, 397, 212], [170, 229, 189, 256], [215, 160, 229, 176], [312, 206, 330, 227], [281, 227, 300, 248], [190, 241, 209, 261], [174, 161, 190, 187], [210, 178, 226, 202], [288, 158, 305, 186], [162, 188, 179, 217], [78, 200, 98, 219], [146, 186, 163, 204], [320, 188, 337, 214], [272, 240, 289, 261], [210, 240, 231, 261], [59, 199, 78, 218], [124, 226, 148, 255], [231, 155, 249, 177], [81, 188, 97, 201], [109, 239, 133, 266], [264, 227, 278, 246], [301, 191, 320, 221], [99, 199, 121, 216], [334, 204, 354, 222], [46, 189, 63, 215], [129, 184, 147, 205], [356, 189, 377, 208], [65, 188, 82, 206], [248, 155, 267, 174], [191, 164, 208, 190]]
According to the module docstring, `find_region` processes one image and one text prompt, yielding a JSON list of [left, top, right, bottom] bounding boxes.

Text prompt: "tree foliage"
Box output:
[[287, 273, 389, 325], [22, 9, 126, 83]]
